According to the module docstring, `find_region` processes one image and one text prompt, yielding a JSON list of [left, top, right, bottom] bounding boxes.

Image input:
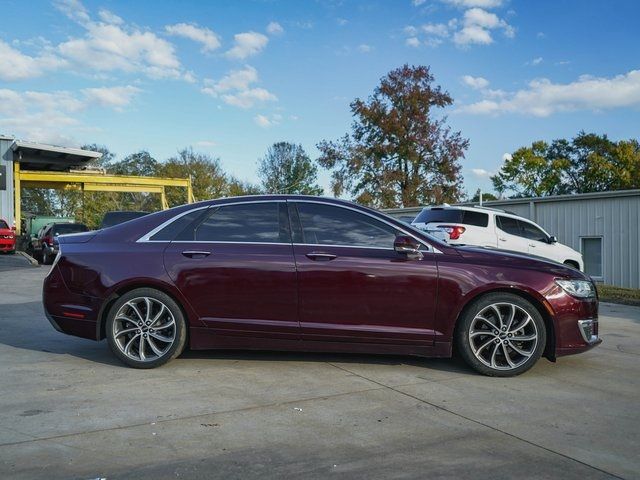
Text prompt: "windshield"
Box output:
[[0, 220, 8, 229], [53, 223, 89, 235]]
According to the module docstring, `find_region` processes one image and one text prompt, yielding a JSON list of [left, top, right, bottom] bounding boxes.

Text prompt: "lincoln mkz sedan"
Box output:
[[43, 195, 601, 376]]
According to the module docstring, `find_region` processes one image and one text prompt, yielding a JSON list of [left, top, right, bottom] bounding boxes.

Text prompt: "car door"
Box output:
[[163, 201, 299, 339], [519, 220, 555, 260], [495, 215, 530, 254], [290, 200, 438, 345]]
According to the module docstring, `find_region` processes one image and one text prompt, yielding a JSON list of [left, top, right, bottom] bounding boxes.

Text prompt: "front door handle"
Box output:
[[182, 250, 211, 258], [528, 244, 536, 248], [305, 252, 337, 261], [498, 237, 507, 242]]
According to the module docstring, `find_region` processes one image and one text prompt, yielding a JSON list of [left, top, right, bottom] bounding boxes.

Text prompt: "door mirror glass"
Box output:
[[394, 235, 422, 257], [548, 235, 557, 244]]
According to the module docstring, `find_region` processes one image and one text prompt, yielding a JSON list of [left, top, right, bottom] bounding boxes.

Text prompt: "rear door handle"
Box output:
[[305, 252, 337, 261], [498, 237, 507, 242], [182, 250, 211, 258], [529, 244, 536, 248]]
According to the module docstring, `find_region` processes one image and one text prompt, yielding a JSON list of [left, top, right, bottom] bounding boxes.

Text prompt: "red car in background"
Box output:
[[0, 219, 16, 254], [43, 195, 601, 376]]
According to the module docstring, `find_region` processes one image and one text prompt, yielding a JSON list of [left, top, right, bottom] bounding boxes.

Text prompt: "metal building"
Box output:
[[385, 190, 640, 289]]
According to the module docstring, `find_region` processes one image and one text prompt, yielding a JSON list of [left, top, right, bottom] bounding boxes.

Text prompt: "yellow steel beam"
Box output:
[[83, 184, 165, 194], [161, 187, 169, 210], [22, 181, 82, 190], [17, 170, 191, 188], [14, 162, 21, 235]]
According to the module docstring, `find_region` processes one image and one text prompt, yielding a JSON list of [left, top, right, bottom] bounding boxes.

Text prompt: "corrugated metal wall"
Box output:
[[0, 138, 14, 225]]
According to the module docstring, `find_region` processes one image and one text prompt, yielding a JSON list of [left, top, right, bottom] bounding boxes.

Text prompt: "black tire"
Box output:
[[105, 288, 187, 369], [455, 292, 546, 377]]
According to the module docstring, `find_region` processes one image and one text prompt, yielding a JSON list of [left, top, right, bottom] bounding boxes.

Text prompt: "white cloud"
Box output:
[[266, 22, 284, 35], [82, 85, 141, 109], [453, 8, 514, 46], [405, 37, 421, 48], [461, 75, 489, 89], [412, 0, 427, 5], [254, 113, 282, 128], [202, 66, 277, 108], [357, 44, 372, 53], [336, 18, 348, 26], [0, 87, 135, 145], [53, 0, 91, 26], [165, 23, 221, 53], [0, 39, 66, 81], [529, 56, 543, 66], [502, 153, 513, 161], [472, 168, 492, 177], [422, 23, 450, 37], [458, 70, 640, 117], [195, 140, 217, 147], [443, 0, 504, 8], [98, 9, 123, 25], [226, 31, 269, 59]]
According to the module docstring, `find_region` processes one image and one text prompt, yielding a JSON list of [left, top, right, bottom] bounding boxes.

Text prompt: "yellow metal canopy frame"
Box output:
[[13, 163, 194, 234]]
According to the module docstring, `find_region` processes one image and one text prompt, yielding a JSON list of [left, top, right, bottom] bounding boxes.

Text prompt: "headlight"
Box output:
[[555, 279, 595, 298]]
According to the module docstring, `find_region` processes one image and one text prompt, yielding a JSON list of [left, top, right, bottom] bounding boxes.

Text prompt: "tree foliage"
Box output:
[[258, 142, 323, 195], [317, 64, 468, 208], [493, 132, 640, 197]]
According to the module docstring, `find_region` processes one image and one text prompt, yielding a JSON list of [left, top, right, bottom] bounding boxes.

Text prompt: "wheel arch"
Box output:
[[96, 280, 197, 341], [452, 287, 556, 361], [563, 260, 580, 270]]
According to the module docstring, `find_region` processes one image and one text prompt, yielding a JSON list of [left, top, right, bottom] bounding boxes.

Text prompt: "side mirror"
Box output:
[[11, 226, 16, 231], [394, 235, 423, 258], [548, 235, 557, 244]]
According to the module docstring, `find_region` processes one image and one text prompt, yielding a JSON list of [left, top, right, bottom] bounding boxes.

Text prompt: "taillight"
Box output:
[[438, 225, 466, 240]]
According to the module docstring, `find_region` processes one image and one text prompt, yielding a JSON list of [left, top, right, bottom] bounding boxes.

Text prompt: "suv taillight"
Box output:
[[438, 225, 466, 240]]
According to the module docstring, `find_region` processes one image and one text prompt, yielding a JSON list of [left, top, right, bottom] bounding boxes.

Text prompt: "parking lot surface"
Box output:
[[0, 260, 638, 479]]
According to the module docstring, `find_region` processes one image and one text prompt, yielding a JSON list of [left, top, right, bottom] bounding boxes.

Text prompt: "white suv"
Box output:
[[411, 205, 584, 270]]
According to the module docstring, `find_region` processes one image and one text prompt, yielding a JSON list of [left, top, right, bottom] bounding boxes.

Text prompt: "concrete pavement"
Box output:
[[0, 263, 637, 479]]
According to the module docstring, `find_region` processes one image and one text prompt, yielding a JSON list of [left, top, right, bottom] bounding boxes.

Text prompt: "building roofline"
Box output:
[[383, 188, 640, 214], [0, 135, 15, 141], [10, 140, 102, 159]]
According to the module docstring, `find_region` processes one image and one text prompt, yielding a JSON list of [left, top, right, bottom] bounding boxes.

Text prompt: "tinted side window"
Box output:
[[296, 202, 398, 248], [496, 216, 521, 236], [194, 202, 285, 243], [520, 221, 548, 242], [462, 211, 489, 227], [150, 209, 208, 241]]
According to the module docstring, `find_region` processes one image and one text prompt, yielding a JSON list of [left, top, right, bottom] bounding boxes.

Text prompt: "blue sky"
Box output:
[[1, 0, 639, 198]]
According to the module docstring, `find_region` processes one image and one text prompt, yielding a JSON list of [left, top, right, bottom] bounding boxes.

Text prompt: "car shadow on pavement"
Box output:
[[1, 300, 474, 374]]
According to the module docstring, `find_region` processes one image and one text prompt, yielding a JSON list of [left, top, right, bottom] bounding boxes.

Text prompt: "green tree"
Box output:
[[258, 142, 323, 195], [227, 177, 263, 196], [158, 147, 227, 206], [108, 150, 161, 211], [470, 190, 498, 202], [317, 64, 468, 208], [492, 132, 640, 197]]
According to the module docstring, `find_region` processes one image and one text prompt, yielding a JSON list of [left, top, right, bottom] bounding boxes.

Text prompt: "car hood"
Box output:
[[0, 228, 14, 236], [454, 245, 587, 280]]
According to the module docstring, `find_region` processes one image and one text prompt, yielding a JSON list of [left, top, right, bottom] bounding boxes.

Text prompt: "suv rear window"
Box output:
[[413, 208, 489, 227]]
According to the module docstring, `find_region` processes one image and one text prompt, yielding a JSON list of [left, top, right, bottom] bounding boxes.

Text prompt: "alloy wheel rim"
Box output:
[[112, 297, 176, 362], [468, 302, 538, 371]]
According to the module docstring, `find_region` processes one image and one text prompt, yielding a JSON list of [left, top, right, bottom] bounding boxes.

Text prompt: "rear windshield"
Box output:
[[53, 223, 89, 235], [0, 220, 8, 229], [413, 208, 489, 227]]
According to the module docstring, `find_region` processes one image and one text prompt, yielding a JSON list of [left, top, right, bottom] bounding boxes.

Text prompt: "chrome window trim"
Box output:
[[137, 198, 441, 253], [290, 199, 441, 254], [168, 241, 292, 246], [136, 200, 286, 243]]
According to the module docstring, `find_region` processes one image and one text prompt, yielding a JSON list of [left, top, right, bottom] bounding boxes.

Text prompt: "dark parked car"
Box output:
[[100, 211, 149, 229], [43, 196, 600, 376], [33, 222, 90, 264]]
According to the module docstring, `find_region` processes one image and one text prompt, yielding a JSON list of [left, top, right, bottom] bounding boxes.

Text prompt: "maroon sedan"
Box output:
[[43, 195, 600, 376]]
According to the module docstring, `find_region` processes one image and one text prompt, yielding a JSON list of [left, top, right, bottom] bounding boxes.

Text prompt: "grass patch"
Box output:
[[597, 284, 640, 306]]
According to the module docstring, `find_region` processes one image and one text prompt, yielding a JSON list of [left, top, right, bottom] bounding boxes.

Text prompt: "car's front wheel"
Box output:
[[455, 293, 546, 377], [106, 288, 187, 368]]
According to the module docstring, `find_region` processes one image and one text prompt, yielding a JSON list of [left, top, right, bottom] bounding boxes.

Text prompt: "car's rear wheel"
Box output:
[[106, 288, 187, 369], [456, 293, 546, 377]]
